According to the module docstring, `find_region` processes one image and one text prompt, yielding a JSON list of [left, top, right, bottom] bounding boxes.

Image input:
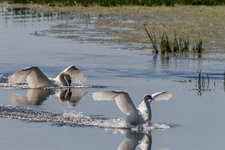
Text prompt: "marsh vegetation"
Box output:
[[3, 0, 225, 6], [144, 26, 203, 54]]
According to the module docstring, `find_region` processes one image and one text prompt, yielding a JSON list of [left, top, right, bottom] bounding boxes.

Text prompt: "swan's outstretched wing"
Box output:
[[8, 66, 51, 88], [63, 65, 86, 84], [151, 91, 172, 101], [92, 91, 138, 116], [9, 89, 51, 105]]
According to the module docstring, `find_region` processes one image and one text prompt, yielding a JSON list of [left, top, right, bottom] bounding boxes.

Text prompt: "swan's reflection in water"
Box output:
[[8, 88, 87, 106], [55, 88, 87, 106], [118, 132, 152, 150], [9, 89, 52, 105]]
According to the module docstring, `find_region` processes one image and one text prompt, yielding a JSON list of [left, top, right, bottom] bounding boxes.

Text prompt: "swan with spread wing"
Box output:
[[92, 91, 172, 125], [8, 65, 86, 88]]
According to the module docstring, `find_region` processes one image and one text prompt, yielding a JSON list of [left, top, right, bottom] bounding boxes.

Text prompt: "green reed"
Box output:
[[145, 27, 204, 54], [196, 71, 210, 96]]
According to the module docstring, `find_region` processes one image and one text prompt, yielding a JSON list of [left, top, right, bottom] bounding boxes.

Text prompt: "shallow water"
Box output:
[[0, 6, 225, 150]]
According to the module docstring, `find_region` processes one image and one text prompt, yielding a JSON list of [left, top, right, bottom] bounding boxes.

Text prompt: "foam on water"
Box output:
[[0, 105, 170, 133]]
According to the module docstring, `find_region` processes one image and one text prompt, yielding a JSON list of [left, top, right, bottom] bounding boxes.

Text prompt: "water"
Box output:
[[0, 6, 225, 150]]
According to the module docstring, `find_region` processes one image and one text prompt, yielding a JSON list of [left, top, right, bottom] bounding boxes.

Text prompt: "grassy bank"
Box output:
[[1, 0, 225, 6], [1, 3, 225, 53]]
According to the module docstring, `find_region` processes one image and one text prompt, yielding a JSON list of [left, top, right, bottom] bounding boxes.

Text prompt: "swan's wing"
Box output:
[[8, 89, 51, 105], [63, 65, 86, 84], [92, 91, 137, 116], [8, 66, 51, 88], [151, 91, 172, 101], [8, 67, 32, 84]]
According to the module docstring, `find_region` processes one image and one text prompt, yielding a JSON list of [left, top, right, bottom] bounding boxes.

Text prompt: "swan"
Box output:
[[92, 91, 172, 125], [8, 65, 86, 88]]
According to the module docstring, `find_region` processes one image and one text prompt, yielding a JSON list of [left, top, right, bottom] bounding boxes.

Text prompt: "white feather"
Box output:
[[8, 65, 86, 88], [93, 91, 137, 116], [8, 66, 51, 88], [63, 65, 86, 84], [152, 91, 172, 101]]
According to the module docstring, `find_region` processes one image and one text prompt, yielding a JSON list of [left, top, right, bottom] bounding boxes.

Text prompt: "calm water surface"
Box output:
[[0, 6, 225, 150]]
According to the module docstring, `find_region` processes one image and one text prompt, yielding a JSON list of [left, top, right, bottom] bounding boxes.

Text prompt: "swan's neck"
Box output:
[[143, 98, 152, 122], [58, 72, 69, 86]]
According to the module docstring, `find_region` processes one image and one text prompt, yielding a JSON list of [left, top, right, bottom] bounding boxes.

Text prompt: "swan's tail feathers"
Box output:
[[63, 65, 87, 85], [152, 92, 172, 101]]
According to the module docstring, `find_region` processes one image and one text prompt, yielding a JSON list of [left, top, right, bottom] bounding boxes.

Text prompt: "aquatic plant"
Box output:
[[144, 25, 159, 54], [195, 71, 212, 95], [144, 27, 204, 54]]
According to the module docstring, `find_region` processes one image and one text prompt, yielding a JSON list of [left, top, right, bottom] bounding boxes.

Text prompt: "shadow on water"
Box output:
[[8, 88, 87, 106]]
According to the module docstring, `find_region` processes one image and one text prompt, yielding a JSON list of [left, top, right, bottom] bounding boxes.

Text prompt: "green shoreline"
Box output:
[[1, 3, 225, 53], [1, 0, 225, 7]]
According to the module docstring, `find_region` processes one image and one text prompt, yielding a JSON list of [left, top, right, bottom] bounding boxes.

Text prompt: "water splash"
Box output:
[[0, 74, 8, 83], [0, 105, 170, 133]]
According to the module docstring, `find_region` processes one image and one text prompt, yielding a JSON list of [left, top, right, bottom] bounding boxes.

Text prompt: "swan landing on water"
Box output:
[[92, 91, 172, 125], [7, 65, 86, 88]]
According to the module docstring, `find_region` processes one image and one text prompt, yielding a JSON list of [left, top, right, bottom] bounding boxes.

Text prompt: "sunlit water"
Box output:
[[0, 6, 225, 150]]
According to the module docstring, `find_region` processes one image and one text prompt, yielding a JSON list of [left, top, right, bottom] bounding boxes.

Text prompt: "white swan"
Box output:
[[8, 65, 86, 88], [92, 91, 172, 125]]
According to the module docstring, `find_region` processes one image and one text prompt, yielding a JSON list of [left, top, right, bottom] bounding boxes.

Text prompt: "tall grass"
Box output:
[[6, 0, 225, 6], [144, 26, 204, 54]]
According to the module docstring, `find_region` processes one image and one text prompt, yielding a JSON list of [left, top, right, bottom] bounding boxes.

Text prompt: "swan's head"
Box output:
[[59, 72, 72, 86], [64, 74, 72, 86], [144, 94, 153, 103]]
